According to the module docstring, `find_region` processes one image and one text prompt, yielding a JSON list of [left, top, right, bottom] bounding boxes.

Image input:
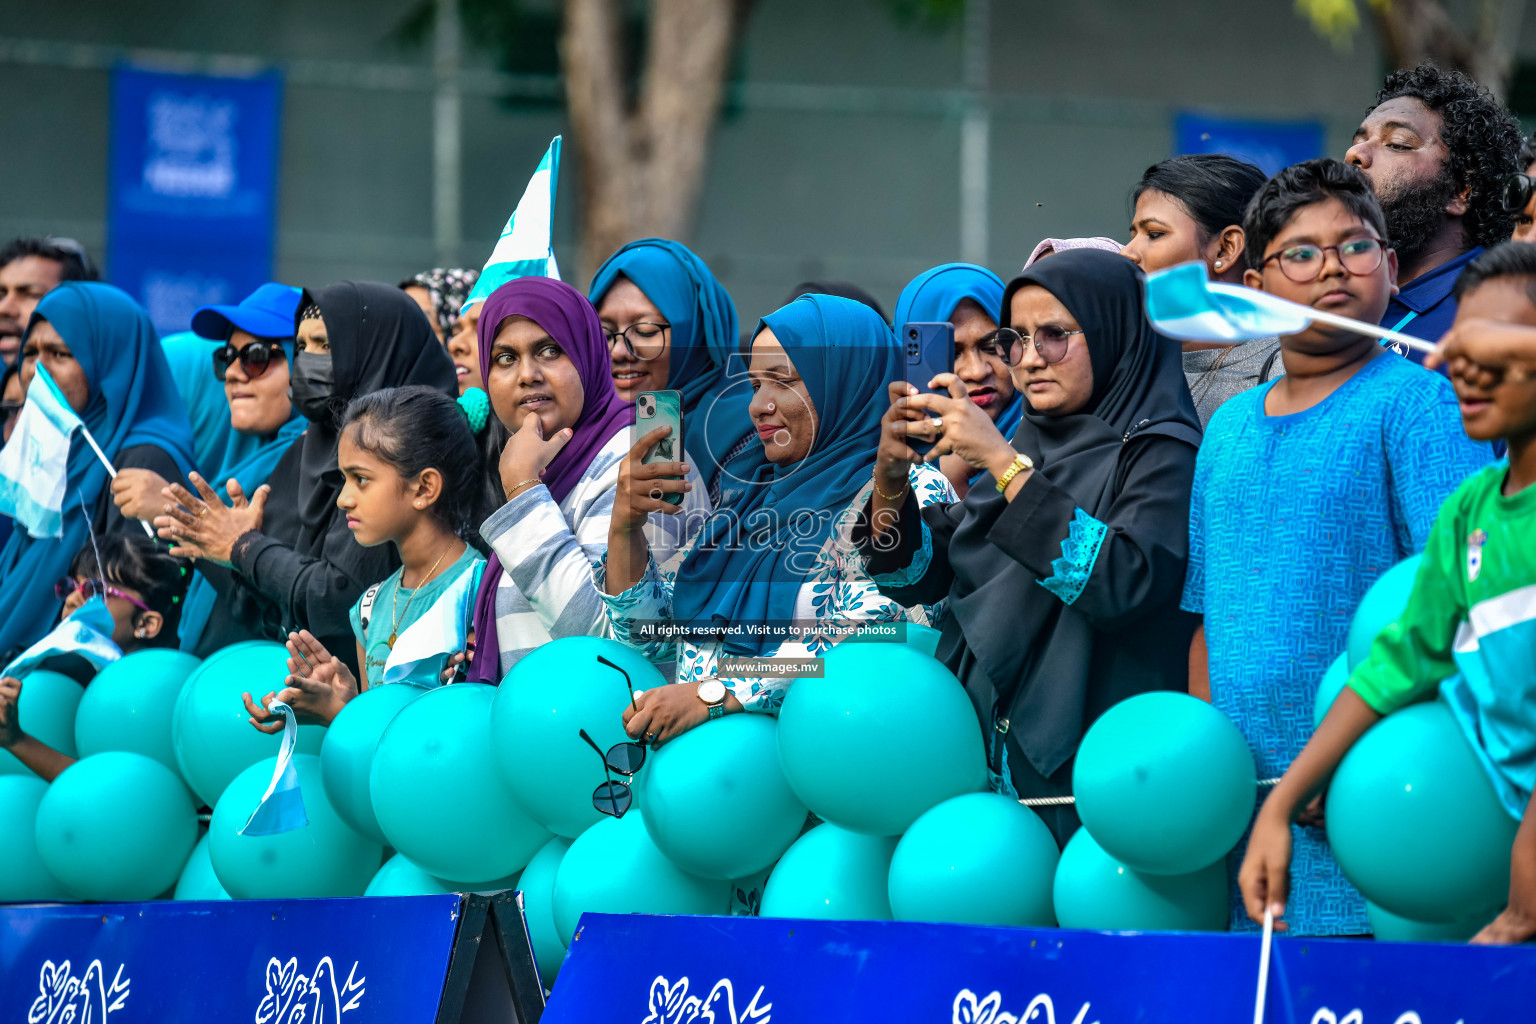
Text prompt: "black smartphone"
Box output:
[[901, 321, 955, 456]]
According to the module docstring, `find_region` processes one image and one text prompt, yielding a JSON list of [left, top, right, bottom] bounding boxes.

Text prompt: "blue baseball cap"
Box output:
[[191, 282, 303, 341]]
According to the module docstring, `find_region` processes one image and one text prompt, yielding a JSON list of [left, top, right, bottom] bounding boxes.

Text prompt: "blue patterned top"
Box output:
[[1182, 352, 1492, 935], [597, 463, 956, 711]]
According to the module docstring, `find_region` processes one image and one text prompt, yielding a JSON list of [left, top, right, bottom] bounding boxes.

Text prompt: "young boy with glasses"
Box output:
[[1242, 241, 1536, 944], [1182, 158, 1492, 936]]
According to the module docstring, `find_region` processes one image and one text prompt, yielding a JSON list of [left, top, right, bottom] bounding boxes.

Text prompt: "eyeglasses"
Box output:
[[991, 325, 1084, 366], [213, 340, 287, 381], [1260, 237, 1385, 283], [1502, 172, 1535, 214], [581, 656, 648, 818], [54, 577, 150, 612], [603, 322, 670, 361]]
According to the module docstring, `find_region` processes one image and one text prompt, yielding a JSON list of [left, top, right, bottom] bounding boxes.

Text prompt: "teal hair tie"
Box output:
[[458, 387, 490, 434]]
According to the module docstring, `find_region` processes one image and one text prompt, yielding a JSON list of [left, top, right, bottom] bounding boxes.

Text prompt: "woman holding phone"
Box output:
[[859, 249, 1201, 844], [602, 294, 955, 748]]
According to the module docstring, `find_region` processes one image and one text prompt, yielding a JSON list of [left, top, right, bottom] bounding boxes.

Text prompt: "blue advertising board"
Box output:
[[1177, 112, 1325, 176], [546, 913, 1536, 1023], [108, 66, 282, 335], [1, 896, 461, 1022]]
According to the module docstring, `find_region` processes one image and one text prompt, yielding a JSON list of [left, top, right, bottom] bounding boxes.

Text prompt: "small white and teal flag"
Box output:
[[381, 560, 484, 687], [240, 698, 308, 836], [1, 596, 121, 680], [1144, 261, 1435, 355], [0, 364, 83, 538], [462, 136, 562, 313]]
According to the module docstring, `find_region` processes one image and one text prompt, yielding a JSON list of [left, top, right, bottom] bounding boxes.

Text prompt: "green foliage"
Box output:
[[1293, 0, 1390, 51]]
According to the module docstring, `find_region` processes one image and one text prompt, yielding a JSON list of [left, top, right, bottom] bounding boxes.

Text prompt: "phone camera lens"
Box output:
[[907, 329, 919, 341]]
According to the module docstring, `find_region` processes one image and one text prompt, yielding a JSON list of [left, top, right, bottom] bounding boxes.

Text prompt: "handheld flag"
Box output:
[[462, 136, 562, 312], [381, 560, 484, 687], [0, 364, 84, 538], [0, 596, 122, 679], [1144, 261, 1435, 355], [240, 698, 308, 836]]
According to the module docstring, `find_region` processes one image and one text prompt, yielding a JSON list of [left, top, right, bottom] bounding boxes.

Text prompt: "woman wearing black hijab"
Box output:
[[860, 249, 1201, 844], [156, 282, 457, 670]]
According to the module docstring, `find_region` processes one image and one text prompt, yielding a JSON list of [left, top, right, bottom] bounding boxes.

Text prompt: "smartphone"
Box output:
[[635, 390, 685, 505], [901, 321, 955, 456]]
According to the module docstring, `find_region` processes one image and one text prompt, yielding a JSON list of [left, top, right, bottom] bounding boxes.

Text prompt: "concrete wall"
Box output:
[[0, 0, 1403, 326]]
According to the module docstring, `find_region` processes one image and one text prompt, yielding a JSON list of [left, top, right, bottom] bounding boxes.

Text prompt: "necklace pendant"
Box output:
[[387, 632, 397, 648]]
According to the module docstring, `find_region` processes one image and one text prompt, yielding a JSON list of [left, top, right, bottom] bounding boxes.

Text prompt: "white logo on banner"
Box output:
[[253, 956, 365, 1024], [27, 959, 131, 1023], [952, 989, 1096, 1024], [142, 271, 230, 334], [143, 92, 237, 199], [640, 975, 771, 1024], [1311, 1011, 1451, 1024]]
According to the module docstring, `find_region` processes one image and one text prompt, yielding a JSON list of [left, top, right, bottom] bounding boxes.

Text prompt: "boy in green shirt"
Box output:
[[1240, 241, 1536, 944]]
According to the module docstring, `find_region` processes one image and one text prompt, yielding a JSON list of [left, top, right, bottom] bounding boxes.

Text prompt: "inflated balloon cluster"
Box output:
[[0, 566, 1518, 981]]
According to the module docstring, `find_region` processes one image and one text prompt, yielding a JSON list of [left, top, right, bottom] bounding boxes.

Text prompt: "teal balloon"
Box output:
[[209, 753, 382, 898], [888, 793, 1058, 927], [520, 835, 574, 988], [552, 812, 729, 946], [777, 643, 986, 835], [366, 853, 455, 896], [847, 622, 942, 657], [1053, 828, 1227, 932], [761, 823, 897, 921], [371, 683, 552, 882], [1347, 554, 1424, 670], [492, 636, 667, 838], [0, 775, 71, 901], [1313, 653, 1351, 728], [174, 833, 231, 900], [1074, 691, 1256, 875], [0, 670, 84, 776], [35, 751, 197, 900], [76, 649, 201, 774], [1327, 699, 1517, 922], [172, 641, 325, 806], [1366, 901, 1490, 943], [321, 683, 423, 844], [640, 713, 806, 879]]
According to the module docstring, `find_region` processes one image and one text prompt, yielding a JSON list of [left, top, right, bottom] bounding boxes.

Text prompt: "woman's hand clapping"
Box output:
[[155, 473, 269, 567]]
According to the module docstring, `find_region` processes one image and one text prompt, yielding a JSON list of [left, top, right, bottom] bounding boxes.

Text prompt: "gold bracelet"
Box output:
[[873, 475, 909, 502], [995, 454, 1034, 493], [508, 477, 542, 495]]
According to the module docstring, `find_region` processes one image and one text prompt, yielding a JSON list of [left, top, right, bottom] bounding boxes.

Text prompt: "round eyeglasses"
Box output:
[[989, 325, 1084, 366], [603, 322, 670, 361], [1260, 237, 1386, 283]]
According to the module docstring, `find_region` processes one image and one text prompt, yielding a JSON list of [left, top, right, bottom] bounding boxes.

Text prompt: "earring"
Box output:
[[1214, 260, 1224, 269], [415, 501, 423, 509], [134, 629, 146, 639]]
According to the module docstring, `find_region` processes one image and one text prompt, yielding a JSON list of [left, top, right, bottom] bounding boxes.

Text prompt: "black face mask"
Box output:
[[289, 352, 336, 423]]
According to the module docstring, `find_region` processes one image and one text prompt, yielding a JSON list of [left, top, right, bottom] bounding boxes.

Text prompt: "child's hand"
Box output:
[[0, 675, 23, 748], [1472, 792, 1536, 944], [439, 650, 468, 685], [1427, 317, 1536, 378], [1238, 805, 1294, 931], [613, 426, 690, 533]]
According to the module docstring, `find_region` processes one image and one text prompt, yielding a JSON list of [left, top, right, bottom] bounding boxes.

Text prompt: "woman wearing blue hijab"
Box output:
[[600, 294, 955, 747], [893, 263, 1019, 496], [590, 239, 761, 507], [0, 282, 195, 657]]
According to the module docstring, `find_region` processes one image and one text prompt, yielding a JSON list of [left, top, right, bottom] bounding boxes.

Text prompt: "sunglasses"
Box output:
[[991, 325, 1085, 366], [581, 656, 648, 818], [54, 577, 150, 612], [213, 340, 287, 381], [1502, 172, 1535, 215]]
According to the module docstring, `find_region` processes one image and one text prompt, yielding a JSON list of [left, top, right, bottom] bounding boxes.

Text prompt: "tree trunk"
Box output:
[[560, 0, 738, 282], [1369, 0, 1524, 100]]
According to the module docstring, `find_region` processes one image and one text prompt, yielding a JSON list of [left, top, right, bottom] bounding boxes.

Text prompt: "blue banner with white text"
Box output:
[[108, 66, 281, 335], [0, 896, 459, 1022], [546, 913, 1536, 1023]]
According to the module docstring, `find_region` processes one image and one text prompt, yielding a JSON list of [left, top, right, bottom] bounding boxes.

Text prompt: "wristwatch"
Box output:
[[697, 679, 728, 720]]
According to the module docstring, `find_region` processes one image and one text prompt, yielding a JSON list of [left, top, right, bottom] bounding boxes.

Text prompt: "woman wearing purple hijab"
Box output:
[[467, 277, 709, 681]]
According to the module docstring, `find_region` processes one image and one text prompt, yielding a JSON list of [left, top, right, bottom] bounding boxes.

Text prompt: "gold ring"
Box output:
[[196, 506, 209, 519], [930, 417, 944, 434]]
